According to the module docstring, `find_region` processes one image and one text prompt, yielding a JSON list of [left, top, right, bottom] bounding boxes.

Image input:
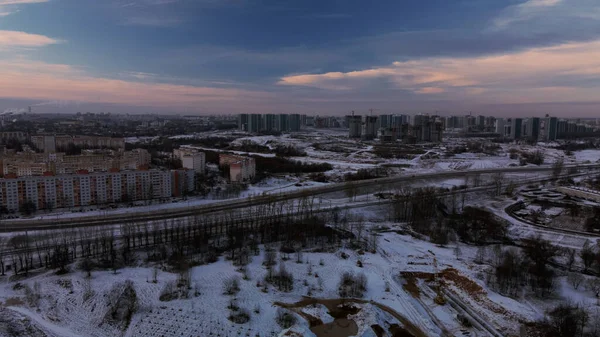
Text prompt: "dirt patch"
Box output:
[[371, 324, 385, 337], [311, 318, 358, 337], [440, 268, 485, 296], [295, 310, 324, 327], [4, 297, 24, 306], [276, 297, 428, 337], [402, 275, 421, 299]]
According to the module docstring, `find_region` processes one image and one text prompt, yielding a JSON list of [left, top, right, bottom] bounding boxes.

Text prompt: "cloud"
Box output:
[[491, 0, 600, 34], [0, 0, 47, 4], [0, 0, 47, 18], [279, 39, 600, 104], [0, 30, 60, 48], [415, 87, 445, 94], [0, 58, 272, 109]]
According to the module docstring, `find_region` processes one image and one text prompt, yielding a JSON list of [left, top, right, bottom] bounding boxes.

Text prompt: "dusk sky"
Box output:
[[1, 0, 600, 116]]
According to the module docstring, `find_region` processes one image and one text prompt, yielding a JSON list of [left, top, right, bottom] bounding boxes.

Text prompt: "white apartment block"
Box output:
[[0, 169, 194, 212], [218, 154, 256, 183], [174, 147, 206, 174]]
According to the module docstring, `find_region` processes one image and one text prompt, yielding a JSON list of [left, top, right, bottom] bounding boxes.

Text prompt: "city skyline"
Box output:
[[1, 0, 600, 116]]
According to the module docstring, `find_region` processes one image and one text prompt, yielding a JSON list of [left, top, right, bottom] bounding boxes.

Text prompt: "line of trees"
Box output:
[[1, 195, 348, 277]]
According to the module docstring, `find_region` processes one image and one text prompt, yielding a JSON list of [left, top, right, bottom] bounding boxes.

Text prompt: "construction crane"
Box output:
[[428, 250, 446, 305]]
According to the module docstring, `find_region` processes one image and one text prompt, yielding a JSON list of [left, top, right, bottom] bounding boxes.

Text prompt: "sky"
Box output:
[[1, 0, 600, 116]]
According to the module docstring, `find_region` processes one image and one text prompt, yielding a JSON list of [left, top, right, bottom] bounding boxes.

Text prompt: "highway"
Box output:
[[2, 163, 599, 231]]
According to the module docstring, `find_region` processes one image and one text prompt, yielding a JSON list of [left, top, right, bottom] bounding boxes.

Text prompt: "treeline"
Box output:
[[387, 186, 509, 246], [344, 168, 388, 182], [0, 196, 346, 277]]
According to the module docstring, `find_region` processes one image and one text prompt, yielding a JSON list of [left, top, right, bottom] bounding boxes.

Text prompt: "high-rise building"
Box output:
[[476, 115, 485, 130], [544, 117, 558, 141], [262, 114, 277, 132], [362, 116, 378, 140], [238, 114, 249, 131], [347, 115, 362, 138], [248, 114, 262, 133], [510, 118, 523, 140], [379, 114, 392, 129], [289, 114, 301, 132], [525, 117, 541, 142]]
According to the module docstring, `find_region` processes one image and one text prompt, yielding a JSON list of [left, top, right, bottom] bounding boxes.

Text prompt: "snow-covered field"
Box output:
[[2, 132, 600, 336], [4, 218, 596, 337]]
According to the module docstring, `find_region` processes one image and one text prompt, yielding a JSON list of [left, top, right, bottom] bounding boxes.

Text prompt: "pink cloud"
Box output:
[[279, 39, 600, 103], [0, 0, 47, 4], [0, 59, 272, 108], [415, 87, 445, 94], [0, 30, 60, 48]]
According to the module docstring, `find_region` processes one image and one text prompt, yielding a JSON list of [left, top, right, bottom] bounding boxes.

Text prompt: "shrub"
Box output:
[[266, 263, 294, 292], [223, 276, 241, 295], [276, 308, 297, 329], [229, 308, 251, 324], [338, 272, 367, 298], [104, 280, 138, 331]]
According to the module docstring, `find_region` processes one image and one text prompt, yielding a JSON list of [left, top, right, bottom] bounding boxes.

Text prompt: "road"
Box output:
[[1, 170, 594, 260], [3, 164, 598, 231]]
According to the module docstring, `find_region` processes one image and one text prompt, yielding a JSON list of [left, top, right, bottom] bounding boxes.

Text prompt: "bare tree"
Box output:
[[552, 157, 564, 181], [564, 248, 577, 271], [474, 246, 486, 265], [567, 273, 584, 290], [580, 240, 596, 273], [492, 173, 504, 196], [587, 277, 600, 298]]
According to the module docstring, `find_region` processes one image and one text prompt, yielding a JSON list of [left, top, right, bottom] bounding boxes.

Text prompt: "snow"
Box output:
[[8, 306, 82, 337], [3, 132, 600, 336], [574, 149, 600, 163]]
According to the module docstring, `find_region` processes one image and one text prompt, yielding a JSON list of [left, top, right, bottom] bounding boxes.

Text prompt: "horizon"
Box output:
[[1, 0, 600, 116]]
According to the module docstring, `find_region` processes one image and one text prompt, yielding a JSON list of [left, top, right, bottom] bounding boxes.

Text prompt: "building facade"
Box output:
[[347, 115, 362, 138], [362, 116, 378, 140], [174, 148, 206, 174], [219, 154, 256, 183], [31, 135, 125, 152], [0, 149, 151, 176], [0, 168, 194, 212]]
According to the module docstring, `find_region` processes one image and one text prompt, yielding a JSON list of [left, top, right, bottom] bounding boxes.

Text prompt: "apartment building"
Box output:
[[0, 149, 151, 176], [219, 154, 256, 183], [173, 147, 206, 174], [0, 168, 194, 212], [31, 135, 125, 152]]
